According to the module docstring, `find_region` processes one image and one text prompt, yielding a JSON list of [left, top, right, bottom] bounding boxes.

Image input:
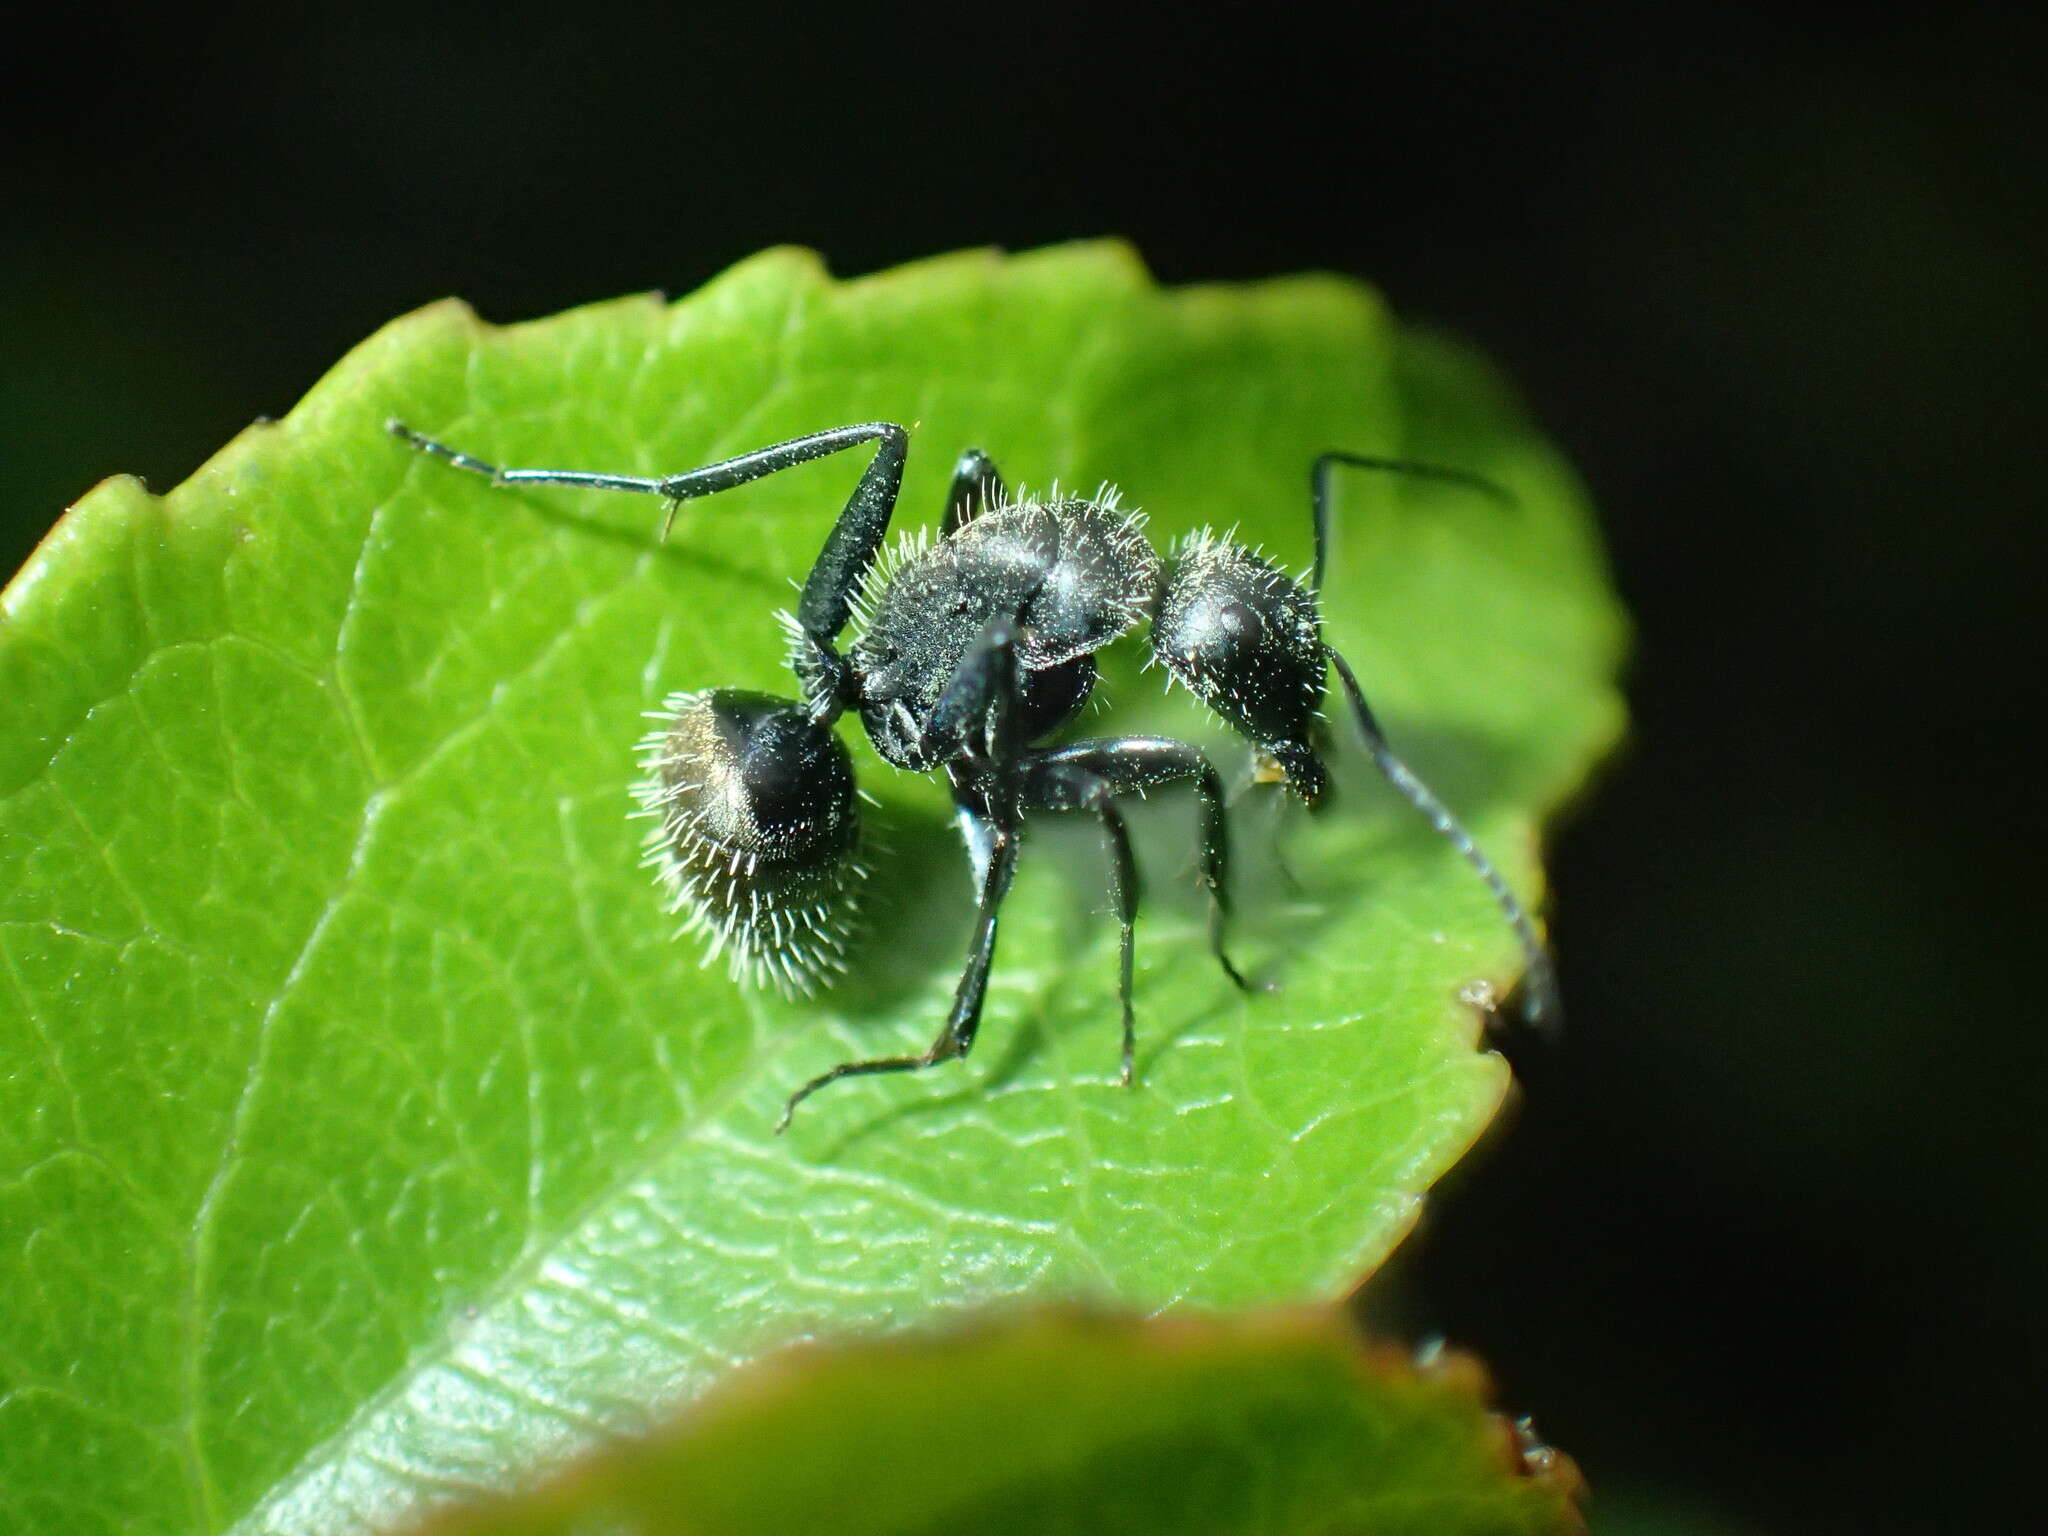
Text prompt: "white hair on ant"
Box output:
[[632, 688, 866, 997]]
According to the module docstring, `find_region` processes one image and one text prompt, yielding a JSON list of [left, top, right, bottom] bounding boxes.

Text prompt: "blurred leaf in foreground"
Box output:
[[0, 244, 1626, 1536], [417, 1308, 1586, 1536]]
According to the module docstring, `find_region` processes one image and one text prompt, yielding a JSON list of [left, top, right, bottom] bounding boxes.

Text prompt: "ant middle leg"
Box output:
[[776, 819, 1020, 1133], [1020, 762, 1141, 1084], [779, 619, 1037, 1132], [941, 447, 1007, 534]]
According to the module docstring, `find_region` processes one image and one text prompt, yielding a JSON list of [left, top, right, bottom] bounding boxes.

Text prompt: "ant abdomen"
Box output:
[[635, 688, 864, 995], [1151, 533, 1329, 802]]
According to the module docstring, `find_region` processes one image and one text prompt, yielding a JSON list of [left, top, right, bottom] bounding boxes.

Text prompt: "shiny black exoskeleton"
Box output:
[[387, 419, 1559, 1130]]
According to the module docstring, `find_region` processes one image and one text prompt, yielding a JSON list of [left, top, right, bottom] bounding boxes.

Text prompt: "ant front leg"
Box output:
[[1025, 738, 1254, 996], [1022, 737, 1259, 1086], [388, 418, 909, 719]]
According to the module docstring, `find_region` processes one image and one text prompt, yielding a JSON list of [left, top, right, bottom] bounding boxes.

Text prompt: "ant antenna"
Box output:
[[1324, 645, 1561, 1034], [1309, 452, 1515, 592]]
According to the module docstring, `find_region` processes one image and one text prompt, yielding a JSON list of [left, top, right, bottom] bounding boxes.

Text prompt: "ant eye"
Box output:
[[635, 689, 864, 995], [1151, 536, 1328, 800]]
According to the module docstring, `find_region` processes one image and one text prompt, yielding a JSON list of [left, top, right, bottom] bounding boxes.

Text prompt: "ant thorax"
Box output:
[[847, 493, 1156, 771]]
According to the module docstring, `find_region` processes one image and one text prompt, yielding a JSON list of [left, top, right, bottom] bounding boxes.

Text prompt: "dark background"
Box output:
[[7, 4, 2042, 1531]]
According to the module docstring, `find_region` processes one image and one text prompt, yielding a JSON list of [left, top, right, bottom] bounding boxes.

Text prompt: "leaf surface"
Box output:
[[417, 1309, 1586, 1536], [0, 245, 1626, 1536]]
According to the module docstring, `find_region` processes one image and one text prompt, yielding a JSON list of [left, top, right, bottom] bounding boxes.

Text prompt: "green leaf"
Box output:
[[0, 244, 1626, 1536], [415, 1308, 1586, 1536]]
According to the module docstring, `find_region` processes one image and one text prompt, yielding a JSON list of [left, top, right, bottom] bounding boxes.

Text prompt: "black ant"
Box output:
[[387, 419, 1559, 1131]]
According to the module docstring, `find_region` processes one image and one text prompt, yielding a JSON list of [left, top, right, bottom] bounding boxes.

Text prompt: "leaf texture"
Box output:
[[0, 244, 1626, 1535]]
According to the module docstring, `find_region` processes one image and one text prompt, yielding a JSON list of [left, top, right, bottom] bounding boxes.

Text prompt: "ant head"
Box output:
[[636, 688, 863, 995], [1260, 741, 1330, 806], [1151, 533, 1328, 801]]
